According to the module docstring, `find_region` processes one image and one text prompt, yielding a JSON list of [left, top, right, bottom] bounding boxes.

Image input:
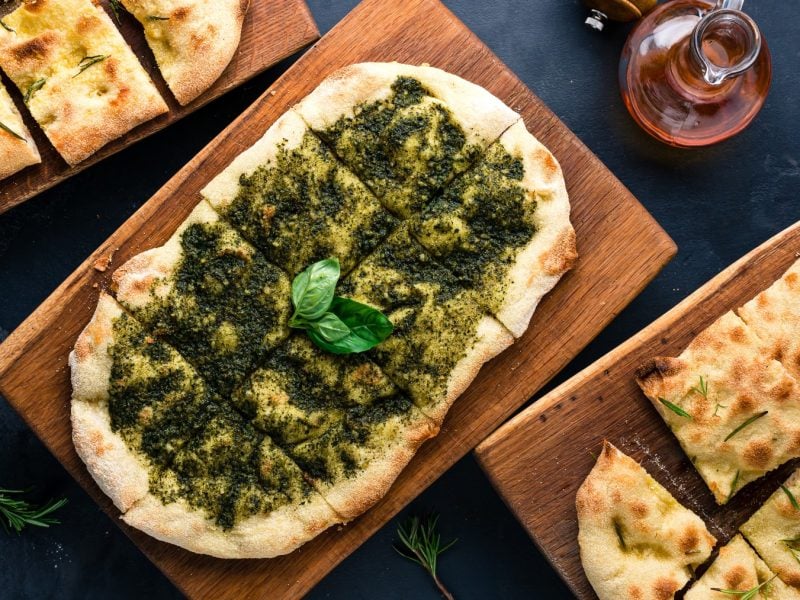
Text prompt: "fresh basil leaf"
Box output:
[[290, 258, 339, 321], [310, 312, 351, 343], [305, 297, 393, 354]]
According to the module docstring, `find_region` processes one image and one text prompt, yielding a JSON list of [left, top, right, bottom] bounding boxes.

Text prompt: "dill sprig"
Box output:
[[74, 55, 109, 78], [395, 514, 457, 600], [711, 574, 776, 599], [0, 121, 25, 141], [725, 411, 768, 442], [658, 397, 692, 419], [0, 489, 67, 534]]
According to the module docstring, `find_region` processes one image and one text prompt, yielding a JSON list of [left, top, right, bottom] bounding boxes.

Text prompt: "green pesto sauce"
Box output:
[[140, 221, 290, 396], [223, 131, 397, 276], [235, 336, 413, 484], [409, 142, 536, 312], [320, 76, 480, 218]]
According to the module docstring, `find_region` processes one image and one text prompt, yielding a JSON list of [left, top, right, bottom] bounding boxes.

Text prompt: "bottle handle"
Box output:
[[691, 6, 761, 85]]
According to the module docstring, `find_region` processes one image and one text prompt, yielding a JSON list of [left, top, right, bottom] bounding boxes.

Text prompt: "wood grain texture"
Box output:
[[0, 0, 320, 214], [0, 0, 675, 597], [476, 221, 800, 600]]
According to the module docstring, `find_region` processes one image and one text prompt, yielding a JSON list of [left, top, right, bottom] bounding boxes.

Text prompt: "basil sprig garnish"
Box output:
[[289, 258, 393, 354]]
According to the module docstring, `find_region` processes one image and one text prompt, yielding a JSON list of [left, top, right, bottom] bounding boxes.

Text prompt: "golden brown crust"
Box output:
[[636, 311, 800, 503], [0, 80, 40, 179], [120, 0, 249, 105], [0, 0, 168, 166], [577, 442, 716, 600]]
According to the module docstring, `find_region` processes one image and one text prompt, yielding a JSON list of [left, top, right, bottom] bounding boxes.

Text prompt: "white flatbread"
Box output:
[[577, 441, 716, 600], [0, 79, 39, 179]]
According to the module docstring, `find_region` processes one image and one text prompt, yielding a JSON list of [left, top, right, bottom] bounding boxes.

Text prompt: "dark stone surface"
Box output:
[[0, 0, 796, 598]]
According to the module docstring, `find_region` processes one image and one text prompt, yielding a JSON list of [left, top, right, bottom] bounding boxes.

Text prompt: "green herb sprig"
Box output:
[[690, 375, 709, 400], [108, 0, 124, 23], [729, 470, 741, 500], [782, 485, 800, 511], [711, 574, 776, 599], [394, 514, 456, 600], [289, 258, 392, 354], [0, 121, 25, 141], [658, 397, 692, 419], [147, 15, 170, 21], [24, 78, 46, 104], [725, 411, 768, 442], [74, 55, 109, 78], [0, 489, 67, 534], [0, 19, 14, 33]]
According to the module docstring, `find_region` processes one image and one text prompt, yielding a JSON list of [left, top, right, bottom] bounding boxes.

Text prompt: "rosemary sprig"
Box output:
[[74, 55, 109, 78], [729, 470, 741, 500], [395, 514, 457, 600], [108, 0, 123, 23], [24, 78, 46, 104], [0, 121, 25, 141], [0, 489, 67, 534], [782, 485, 800, 511], [659, 397, 692, 419], [782, 536, 800, 552], [725, 411, 769, 442], [690, 375, 709, 400], [711, 574, 776, 599], [614, 520, 627, 550], [147, 15, 169, 20], [0, 19, 14, 33]]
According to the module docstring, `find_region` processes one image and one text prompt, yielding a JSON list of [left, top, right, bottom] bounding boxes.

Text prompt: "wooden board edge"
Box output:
[[0, 0, 321, 215], [475, 220, 800, 461]]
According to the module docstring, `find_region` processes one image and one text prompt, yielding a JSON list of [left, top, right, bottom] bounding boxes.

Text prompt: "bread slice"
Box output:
[[738, 258, 800, 381], [113, 200, 291, 395], [119, 0, 249, 105], [0, 0, 167, 165], [636, 311, 800, 504], [201, 109, 397, 277], [576, 441, 716, 600], [340, 226, 514, 424], [70, 293, 341, 558], [741, 469, 800, 590], [295, 62, 520, 218], [685, 534, 800, 599], [408, 119, 577, 337], [233, 335, 437, 519], [0, 79, 39, 179]]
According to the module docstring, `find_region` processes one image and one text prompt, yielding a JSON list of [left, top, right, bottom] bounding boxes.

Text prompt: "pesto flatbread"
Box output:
[[0, 0, 167, 166], [201, 109, 397, 276], [113, 200, 291, 395], [741, 469, 800, 590], [70, 294, 340, 558], [738, 258, 800, 381], [637, 310, 800, 504], [685, 534, 799, 600], [0, 79, 40, 180], [408, 119, 576, 337], [119, 0, 249, 106], [577, 442, 716, 600], [295, 62, 520, 218], [233, 336, 437, 518], [340, 227, 514, 424]]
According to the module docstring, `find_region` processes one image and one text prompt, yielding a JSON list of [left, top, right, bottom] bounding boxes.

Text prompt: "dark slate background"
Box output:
[[0, 1, 796, 598]]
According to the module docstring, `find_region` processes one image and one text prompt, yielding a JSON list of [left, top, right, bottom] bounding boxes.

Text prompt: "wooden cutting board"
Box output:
[[0, 0, 319, 215], [476, 221, 800, 600], [0, 0, 676, 597]]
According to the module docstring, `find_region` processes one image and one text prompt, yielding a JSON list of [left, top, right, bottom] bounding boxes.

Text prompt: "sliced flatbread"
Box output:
[[576, 441, 716, 600], [234, 335, 437, 518], [70, 294, 340, 558], [0, 79, 39, 179], [201, 109, 397, 276], [113, 200, 291, 395], [685, 534, 799, 600], [636, 310, 800, 504], [0, 0, 167, 166], [408, 119, 576, 337], [119, 0, 248, 105], [738, 258, 800, 381], [340, 226, 514, 424], [741, 469, 800, 590], [295, 62, 520, 218]]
